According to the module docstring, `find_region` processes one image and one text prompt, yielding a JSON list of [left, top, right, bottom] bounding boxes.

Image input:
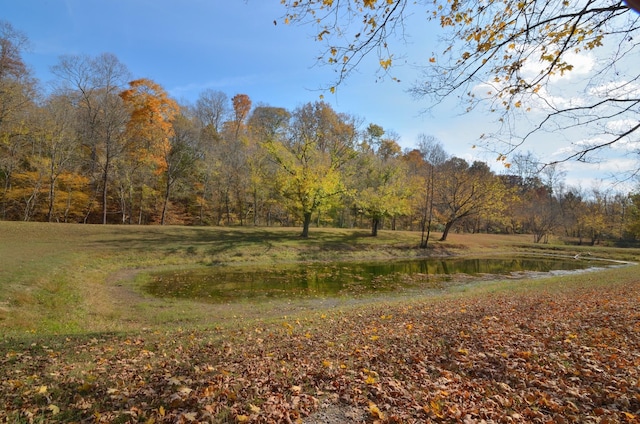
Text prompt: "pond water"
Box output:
[[145, 255, 610, 303]]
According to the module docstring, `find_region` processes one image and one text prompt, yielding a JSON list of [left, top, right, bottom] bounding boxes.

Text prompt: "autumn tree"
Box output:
[[282, 1, 640, 170], [263, 101, 357, 237], [191, 90, 230, 224], [51, 53, 131, 223], [231, 94, 252, 140], [355, 125, 411, 236], [625, 192, 640, 239], [0, 20, 36, 219], [435, 158, 507, 241], [119, 78, 179, 224], [34, 94, 87, 222]]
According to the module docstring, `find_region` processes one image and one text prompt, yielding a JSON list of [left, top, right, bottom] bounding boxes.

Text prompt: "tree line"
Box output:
[[1, 21, 639, 244]]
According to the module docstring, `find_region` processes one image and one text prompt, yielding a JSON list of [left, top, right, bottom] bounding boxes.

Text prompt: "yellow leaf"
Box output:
[[365, 374, 377, 384], [48, 404, 60, 415], [369, 401, 385, 419], [38, 385, 48, 394], [158, 405, 165, 417], [236, 415, 250, 422]]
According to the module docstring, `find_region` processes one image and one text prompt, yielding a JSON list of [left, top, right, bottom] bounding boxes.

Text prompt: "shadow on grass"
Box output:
[[90, 226, 386, 262]]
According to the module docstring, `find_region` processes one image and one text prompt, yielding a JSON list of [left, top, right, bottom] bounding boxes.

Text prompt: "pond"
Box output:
[[144, 255, 613, 303]]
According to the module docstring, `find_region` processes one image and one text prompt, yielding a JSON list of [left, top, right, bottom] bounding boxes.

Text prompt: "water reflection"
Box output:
[[145, 256, 604, 302]]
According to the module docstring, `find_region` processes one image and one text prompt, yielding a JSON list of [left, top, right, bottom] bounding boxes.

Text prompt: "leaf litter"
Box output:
[[1, 279, 639, 423]]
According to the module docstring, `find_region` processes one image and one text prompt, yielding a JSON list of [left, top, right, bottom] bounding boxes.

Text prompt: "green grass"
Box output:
[[2, 222, 640, 422], [1, 221, 639, 337]]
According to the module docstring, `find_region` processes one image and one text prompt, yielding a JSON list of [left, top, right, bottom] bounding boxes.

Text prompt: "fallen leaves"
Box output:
[[1, 280, 640, 422]]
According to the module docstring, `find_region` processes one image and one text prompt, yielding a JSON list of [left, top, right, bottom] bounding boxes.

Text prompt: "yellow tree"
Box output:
[[263, 101, 357, 237], [0, 21, 36, 219], [120, 78, 178, 224], [34, 94, 87, 222]]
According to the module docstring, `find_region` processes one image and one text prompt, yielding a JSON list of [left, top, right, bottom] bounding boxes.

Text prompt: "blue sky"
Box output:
[[3, 0, 636, 190]]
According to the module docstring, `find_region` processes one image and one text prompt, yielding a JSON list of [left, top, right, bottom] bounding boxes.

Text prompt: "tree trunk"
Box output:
[[161, 178, 171, 225], [301, 211, 312, 238], [47, 173, 55, 222], [371, 217, 379, 236], [439, 220, 455, 241], [101, 165, 109, 224]]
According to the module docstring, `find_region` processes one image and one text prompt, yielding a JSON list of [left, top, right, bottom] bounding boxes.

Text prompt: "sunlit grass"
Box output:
[[1, 221, 639, 338]]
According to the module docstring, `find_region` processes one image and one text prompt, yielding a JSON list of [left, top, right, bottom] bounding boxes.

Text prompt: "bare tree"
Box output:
[[52, 53, 131, 223]]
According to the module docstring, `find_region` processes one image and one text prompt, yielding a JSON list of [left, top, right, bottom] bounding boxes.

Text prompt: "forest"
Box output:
[[1, 20, 639, 244]]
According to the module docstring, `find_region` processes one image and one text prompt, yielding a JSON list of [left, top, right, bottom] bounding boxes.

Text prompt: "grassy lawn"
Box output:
[[1, 222, 639, 422]]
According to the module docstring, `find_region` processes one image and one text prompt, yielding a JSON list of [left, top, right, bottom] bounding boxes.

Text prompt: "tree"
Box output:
[[119, 78, 179, 224], [195, 89, 229, 136], [355, 127, 411, 236], [282, 1, 640, 169], [192, 90, 230, 224], [35, 94, 86, 222], [51, 53, 131, 223], [0, 20, 36, 219], [263, 101, 357, 237], [435, 158, 507, 241], [415, 134, 448, 247], [625, 192, 640, 239], [161, 112, 199, 224], [248, 106, 292, 225], [231, 93, 252, 140]]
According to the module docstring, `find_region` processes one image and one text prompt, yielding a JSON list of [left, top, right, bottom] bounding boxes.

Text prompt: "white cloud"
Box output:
[[520, 49, 596, 81], [588, 80, 640, 99]]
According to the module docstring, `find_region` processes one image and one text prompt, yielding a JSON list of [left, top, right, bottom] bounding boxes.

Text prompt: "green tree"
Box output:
[[355, 126, 411, 236]]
